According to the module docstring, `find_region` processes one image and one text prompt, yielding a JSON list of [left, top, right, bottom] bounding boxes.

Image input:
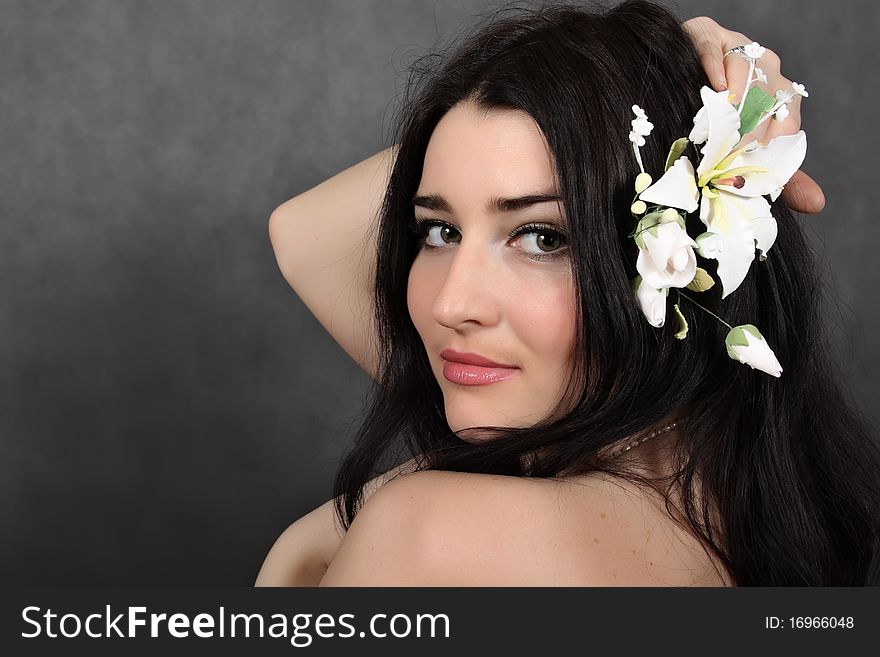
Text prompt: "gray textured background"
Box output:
[[1, 0, 876, 584]]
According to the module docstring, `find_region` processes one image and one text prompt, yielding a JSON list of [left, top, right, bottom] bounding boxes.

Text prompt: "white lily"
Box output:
[[725, 324, 783, 377], [650, 87, 806, 298], [638, 156, 699, 213]]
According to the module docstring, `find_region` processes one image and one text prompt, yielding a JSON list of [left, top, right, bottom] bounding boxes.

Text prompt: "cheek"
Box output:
[[513, 277, 576, 360]]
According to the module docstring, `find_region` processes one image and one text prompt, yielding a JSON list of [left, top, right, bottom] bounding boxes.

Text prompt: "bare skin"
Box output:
[[257, 17, 816, 586], [318, 451, 734, 586]]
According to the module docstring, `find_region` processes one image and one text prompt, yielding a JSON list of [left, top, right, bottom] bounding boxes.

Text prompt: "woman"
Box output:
[[256, 1, 878, 586]]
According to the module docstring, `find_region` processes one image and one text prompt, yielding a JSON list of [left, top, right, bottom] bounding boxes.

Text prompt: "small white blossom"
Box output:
[[773, 103, 790, 122], [792, 82, 809, 97], [631, 117, 654, 137], [630, 105, 654, 138], [754, 67, 768, 84], [743, 42, 766, 60]]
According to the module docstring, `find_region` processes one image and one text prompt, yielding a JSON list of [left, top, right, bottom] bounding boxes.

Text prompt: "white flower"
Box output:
[[743, 42, 766, 60], [629, 106, 654, 173], [631, 117, 654, 137], [636, 218, 699, 290], [725, 324, 783, 377], [775, 89, 791, 102], [792, 82, 809, 97], [635, 276, 667, 328], [754, 67, 768, 84], [689, 86, 806, 297], [630, 105, 654, 138], [693, 87, 742, 179], [638, 156, 700, 213], [689, 106, 709, 145], [774, 103, 790, 122]]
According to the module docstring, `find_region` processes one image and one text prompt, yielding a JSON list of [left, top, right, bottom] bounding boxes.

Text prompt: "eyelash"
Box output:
[[407, 216, 569, 262]]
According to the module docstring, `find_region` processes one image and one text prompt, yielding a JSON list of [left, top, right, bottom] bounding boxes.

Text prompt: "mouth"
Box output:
[[439, 349, 520, 386]]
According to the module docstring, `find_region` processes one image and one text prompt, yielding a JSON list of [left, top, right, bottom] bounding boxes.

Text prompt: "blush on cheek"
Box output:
[[518, 287, 576, 351]]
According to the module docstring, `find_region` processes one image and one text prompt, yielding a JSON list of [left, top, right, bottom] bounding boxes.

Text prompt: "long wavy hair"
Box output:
[[330, 0, 880, 585]]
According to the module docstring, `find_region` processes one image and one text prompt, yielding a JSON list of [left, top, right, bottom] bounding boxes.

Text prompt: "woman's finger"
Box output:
[[720, 33, 754, 106], [698, 45, 727, 90], [781, 170, 826, 214], [682, 17, 727, 89], [761, 93, 802, 144]]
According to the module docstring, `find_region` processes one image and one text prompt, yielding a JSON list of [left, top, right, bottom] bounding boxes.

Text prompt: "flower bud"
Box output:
[[725, 324, 783, 377]]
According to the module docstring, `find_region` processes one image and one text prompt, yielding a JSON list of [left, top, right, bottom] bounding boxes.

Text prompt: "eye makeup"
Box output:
[[407, 215, 569, 262]]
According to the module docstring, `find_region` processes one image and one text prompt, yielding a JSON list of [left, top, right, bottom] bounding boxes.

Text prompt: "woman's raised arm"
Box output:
[[268, 144, 399, 381]]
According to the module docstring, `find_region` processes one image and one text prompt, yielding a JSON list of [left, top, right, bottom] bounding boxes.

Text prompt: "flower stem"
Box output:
[[737, 60, 755, 114], [633, 143, 644, 174], [677, 291, 733, 329]]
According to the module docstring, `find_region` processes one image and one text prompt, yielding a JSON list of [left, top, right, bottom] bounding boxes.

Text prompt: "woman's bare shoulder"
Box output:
[[336, 468, 733, 586]]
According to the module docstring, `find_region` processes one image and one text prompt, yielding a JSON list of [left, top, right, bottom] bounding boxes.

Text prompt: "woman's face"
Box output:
[[407, 101, 577, 439]]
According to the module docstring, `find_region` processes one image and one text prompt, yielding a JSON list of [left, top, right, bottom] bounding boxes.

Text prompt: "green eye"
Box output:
[[425, 224, 461, 247], [520, 230, 563, 253], [509, 223, 568, 260], [408, 216, 569, 262]]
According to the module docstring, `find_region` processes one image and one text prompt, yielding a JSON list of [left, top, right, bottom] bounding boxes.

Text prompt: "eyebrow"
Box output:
[[411, 192, 562, 214]]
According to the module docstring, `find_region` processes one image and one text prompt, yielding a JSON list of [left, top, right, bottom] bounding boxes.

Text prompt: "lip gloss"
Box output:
[[442, 361, 520, 386]]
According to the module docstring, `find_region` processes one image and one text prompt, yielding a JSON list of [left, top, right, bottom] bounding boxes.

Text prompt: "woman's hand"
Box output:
[[683, 16, 825, 214]]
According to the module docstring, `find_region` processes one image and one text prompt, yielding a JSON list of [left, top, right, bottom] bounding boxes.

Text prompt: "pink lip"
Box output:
[[440, 349, 515, 368], [439, 349, 520, 386]]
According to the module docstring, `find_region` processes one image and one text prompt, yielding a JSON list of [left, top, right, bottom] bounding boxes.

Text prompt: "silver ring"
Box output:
[[723, 44, 748, 59]]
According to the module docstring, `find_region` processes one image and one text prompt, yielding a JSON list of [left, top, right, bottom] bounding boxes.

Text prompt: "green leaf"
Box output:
[[634, 212, 663, 250], [664, 138, 690, 172], [738, 87, 776, 137], [673, 303, 688, 340], [631, 275, 642, 294], [641, 211, 664, 228], [685, 267, 715, 292]]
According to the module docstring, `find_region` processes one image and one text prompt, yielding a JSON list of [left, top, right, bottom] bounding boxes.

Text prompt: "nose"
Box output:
[[431, 236, 502, 331]]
